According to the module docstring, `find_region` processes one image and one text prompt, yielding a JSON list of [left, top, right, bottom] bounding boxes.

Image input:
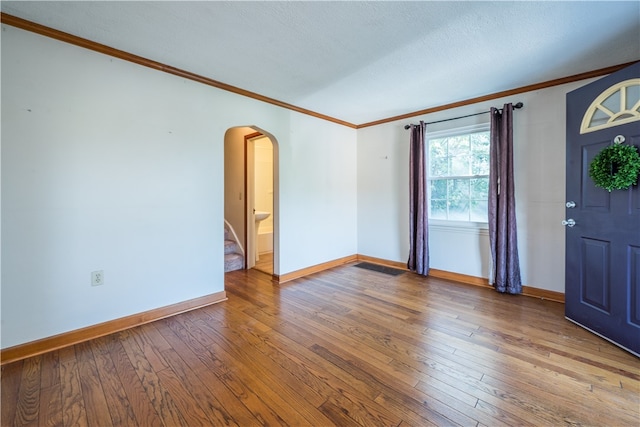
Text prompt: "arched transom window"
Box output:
[[580, 78, 640, 134]]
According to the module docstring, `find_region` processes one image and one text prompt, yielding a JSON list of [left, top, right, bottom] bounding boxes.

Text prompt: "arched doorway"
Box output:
[[223, 126, 279, 277]]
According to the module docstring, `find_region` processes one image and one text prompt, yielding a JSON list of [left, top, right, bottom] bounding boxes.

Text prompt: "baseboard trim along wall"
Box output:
[[520, 286, 565, 303], [356, 254, 408, 270], [2, 255, 564, 364], [430, 269, 565, 302], [275, 255, 359, 283], [277, 254, 564, 303], [356, 255, 565, 303], [0, 291, 227, 365]]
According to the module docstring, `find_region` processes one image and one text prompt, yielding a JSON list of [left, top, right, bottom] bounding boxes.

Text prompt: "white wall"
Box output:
[[357, 79, 597, 293], [1, 25, 358, 348], [2, 21, 595, 349], [278, 113, 358, 273]]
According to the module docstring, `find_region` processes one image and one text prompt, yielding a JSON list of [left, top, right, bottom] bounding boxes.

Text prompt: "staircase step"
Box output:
[[225, 253, 244, 272], [224, 227, 230, 240], [224, 239, 238, 255]]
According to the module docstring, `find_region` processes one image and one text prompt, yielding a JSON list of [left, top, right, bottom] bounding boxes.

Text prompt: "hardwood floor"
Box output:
[[2, 264, 639, 426], [253, 251, 273, 275]]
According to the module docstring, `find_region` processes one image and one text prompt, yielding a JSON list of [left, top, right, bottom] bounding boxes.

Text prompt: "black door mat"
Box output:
[[354, 262, 406, 276]]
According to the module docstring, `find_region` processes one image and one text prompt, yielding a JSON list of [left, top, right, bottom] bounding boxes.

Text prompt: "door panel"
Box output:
[[566, 62, 640, 356], [581, 141, 610, 211], [579, 237, 610, 313]]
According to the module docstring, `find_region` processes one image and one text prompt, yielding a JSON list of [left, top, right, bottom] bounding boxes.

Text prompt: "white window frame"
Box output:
[[426, 123, 490, 231]]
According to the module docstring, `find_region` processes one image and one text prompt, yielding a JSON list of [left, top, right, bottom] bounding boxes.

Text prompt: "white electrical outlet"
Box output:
[[91, 270, 104, 286]]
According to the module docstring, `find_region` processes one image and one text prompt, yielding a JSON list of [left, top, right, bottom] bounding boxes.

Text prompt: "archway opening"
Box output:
[[223, 126, 279, 277]]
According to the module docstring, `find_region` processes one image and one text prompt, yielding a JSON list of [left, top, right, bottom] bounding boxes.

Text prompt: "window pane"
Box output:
[[626, 85, 640, 110], [448, 179, 469, 200], [448, 199, 469, 221], [430, 180, 447, 199], [471, 132, 489, 148], [471, 154, 489, 175], [450, 154, 471, 176], [430, 155, 448, 177], [471, 133, 490, 175], [471, 200, 488, 222], [470, 178, 488, 200], [429, 138, 448, 176], [591, 108, 609, 127], [447, 135, 470, 156], [429, 138, 448, 157], [430, 199, 447, 219], [602, 90, 620, 114]]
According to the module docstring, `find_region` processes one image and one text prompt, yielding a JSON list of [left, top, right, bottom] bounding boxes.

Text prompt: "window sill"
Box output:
[[428, 220, 489, 236]]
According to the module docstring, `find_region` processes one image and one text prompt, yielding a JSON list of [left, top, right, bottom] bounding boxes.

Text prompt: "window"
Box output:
[[580, 78, 640, 134], [427, 125, 489, 223]]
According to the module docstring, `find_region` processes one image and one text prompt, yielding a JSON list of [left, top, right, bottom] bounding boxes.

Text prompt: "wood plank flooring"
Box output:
[[2, 264, 639, 426], [254, 251, 273, 276]]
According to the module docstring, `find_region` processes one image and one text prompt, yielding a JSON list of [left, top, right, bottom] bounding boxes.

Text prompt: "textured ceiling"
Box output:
[[2, 1, 639, 125]]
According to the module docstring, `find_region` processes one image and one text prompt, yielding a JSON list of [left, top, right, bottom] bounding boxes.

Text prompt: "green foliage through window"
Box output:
[[428, 129, 489, 222]]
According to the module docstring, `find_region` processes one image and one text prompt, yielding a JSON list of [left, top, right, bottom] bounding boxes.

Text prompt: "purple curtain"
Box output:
[[489, 103, 522, 294], [408, 121, 429, 275]]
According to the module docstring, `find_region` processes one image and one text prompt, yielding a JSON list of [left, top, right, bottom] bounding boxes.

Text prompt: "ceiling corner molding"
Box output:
[[0, 13, 358, 129], [2, 12, 635, 132], [356, 60, 639, 129]]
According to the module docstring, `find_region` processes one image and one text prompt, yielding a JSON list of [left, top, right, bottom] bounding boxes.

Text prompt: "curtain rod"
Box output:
[[404, 102, 524, 129]]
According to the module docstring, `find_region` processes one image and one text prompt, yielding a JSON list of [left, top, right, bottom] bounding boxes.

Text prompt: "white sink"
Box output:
[[255, 211, 270, 221]]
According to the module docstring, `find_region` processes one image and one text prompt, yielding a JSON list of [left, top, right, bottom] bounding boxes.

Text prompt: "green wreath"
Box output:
[[589, 143, 640, 192]]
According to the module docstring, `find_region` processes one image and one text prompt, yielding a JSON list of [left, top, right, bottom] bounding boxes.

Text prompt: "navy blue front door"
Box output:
[[565, 62, 640, 356]]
